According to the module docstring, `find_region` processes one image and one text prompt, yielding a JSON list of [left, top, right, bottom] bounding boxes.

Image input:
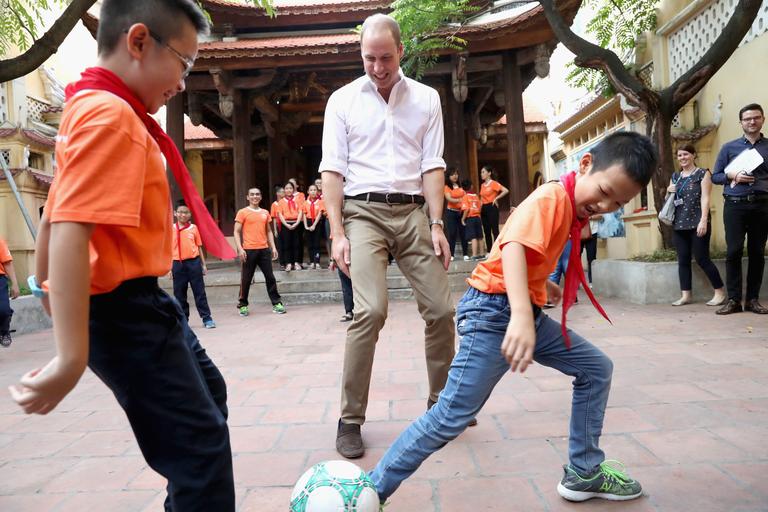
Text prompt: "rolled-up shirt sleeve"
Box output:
[[420, 89, 446, 173], [319, 92, 349, 176]]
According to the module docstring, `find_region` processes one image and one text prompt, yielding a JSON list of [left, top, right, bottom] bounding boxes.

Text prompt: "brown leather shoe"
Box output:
[[716, 299, 743, 315], [427, 398, 477, 427], [745, 299, 768, 314], [336, 420, 364, 459]]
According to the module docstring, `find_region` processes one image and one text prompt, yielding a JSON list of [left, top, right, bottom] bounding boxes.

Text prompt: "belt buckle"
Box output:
[[746, 195, 755, 202], [385, 193, 394, 205]]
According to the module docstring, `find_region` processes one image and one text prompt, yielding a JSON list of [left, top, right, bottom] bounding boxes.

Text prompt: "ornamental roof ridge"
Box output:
[[203, 0, 390, 16]]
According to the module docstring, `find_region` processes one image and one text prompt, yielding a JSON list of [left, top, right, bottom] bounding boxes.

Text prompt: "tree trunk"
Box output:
[[651, 106, 676, 249]]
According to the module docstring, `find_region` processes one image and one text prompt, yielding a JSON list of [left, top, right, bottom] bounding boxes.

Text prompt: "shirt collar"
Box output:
[[742, 132, 765, 144], [363, 68, 406, 93]]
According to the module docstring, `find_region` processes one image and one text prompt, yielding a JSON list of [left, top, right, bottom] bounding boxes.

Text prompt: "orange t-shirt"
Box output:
[[0, 238, 12, 276], [480, 179, 503, 204], [270, 200, 280, 220], [235, 207, 271, 250], [445, 185, 465, 211], [462, 193, 481, 218], [467, 182, 572, 306], [172, 223, 201, 261], [278, 196, 303, 221], [303, 197, 325, 221], [47, 90, 172, 295]]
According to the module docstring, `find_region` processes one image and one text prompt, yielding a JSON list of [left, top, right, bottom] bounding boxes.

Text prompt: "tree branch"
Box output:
[[538, 0, 657, 111], [0, 0, 97, 83], [665, 0, 762, 111]]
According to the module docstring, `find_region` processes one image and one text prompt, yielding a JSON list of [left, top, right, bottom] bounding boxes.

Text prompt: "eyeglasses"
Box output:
[[741, 116, 763, 123], [148, 30, 195, 79]]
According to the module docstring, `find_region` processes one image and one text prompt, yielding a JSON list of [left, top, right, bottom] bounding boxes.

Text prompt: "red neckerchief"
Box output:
[[285, 194, 296, 213], [560, 171, 611, 349], [64, 67, 235, 259], [308, 197, 318, 219]]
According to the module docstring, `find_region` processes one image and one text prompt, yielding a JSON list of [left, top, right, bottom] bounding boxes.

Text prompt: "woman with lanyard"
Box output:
[[444, 167, 469, 260], [278, 181, 305, 271], [667, 143, 726, 306], [479, 165, 509, 253]]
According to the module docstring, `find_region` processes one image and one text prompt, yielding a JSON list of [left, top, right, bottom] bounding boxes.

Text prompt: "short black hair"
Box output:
[[739, 103, 764, 120], [175, 199, 187, 209], [589, 132, 658, 187], [460, 178, 472, 190], [97, 0, 209, 57]]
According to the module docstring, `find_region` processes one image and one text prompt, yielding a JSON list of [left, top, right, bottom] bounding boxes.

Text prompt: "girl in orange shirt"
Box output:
[[479, 165, 509, 253], [444, 167, 469, 261], [303, 184, 326, 269], [278, 181, 304, 271], [270, 186, 285, 269]]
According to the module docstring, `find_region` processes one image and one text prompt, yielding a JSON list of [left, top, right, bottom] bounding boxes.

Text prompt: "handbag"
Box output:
[[658, 193, 676, 226]]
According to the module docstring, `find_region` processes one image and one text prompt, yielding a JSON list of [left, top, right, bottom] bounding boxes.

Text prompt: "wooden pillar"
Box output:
[[502, 50, 527, 208], [165, 93, 185, 204], [268, 135, 285, 202], [467, 132, 479, 193], [443, 77, 468, 174], [232, 89, 253, 209]]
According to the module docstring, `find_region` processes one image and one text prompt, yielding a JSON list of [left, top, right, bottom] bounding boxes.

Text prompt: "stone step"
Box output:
[[161, 259, 481, 306]]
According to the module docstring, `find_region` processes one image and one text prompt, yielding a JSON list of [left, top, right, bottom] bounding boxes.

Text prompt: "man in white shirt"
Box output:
[[321, 13, 456, 459]]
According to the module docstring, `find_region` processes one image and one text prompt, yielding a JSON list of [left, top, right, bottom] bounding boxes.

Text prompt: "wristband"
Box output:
[[27, 275, 48, 298]]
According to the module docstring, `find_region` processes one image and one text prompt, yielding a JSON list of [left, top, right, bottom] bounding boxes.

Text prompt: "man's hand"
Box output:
[[9, 356, 85, 415], [733, 171, 756, 184], [10, 283, 20, 299], [546, 280, 563, 306], [332, 235, 351, 277], [501, 315, 536, 373], [431, 226, 450, 270], [237, 248, 246, 263]]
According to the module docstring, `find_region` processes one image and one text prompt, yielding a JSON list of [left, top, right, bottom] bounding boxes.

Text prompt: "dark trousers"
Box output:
[[296, 223, 305, 264], [481, 203, 500, 252], [673, 227, 724, 291], [238, 248, 281, 306], [580, 235, 598, 283], [274, 225, 284, 264], [723, 199, 768, 301], [172, 257, 212, 323], [306, 218, 325, 264], [445, 208, 468, 257], [88, 278, 234, 512], [0, 275, 12, 334], [279, 224, 302, 264], [338, 268, 353, 314]]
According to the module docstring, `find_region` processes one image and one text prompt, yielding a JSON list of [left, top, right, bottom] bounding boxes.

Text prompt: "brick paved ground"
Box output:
[[0, 293, 767, 511]]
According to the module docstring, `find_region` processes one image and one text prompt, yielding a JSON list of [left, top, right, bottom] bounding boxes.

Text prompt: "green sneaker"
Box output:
[[557, 460, 642, 502], [272, 302, 286, 314], [238, 306, 249, 317]]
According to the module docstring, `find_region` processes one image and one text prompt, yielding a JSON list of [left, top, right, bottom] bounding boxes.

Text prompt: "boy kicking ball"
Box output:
[[370, 131, 658, 504], [9, 1, 236, 509]]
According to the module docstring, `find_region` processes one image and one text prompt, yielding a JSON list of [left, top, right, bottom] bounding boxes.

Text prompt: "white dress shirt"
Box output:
[[319, 69, 446, 196]]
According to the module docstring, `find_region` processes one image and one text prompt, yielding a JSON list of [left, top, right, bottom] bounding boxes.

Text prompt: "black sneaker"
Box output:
[[557, 461, 642, 502], [0, 333, 12, 347]]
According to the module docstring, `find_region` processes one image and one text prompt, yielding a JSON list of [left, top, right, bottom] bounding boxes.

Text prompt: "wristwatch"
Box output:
[[429, 219, 444, 228], [27, 275, 48, 298]]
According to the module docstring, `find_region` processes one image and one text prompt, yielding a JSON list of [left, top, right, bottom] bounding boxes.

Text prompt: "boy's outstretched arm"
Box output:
[[9, 221, 93, 414], [500, 241, 536, 373]]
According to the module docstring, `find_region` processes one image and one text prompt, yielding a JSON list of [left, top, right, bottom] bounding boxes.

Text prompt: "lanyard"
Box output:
[[674, 169, 697, 198]]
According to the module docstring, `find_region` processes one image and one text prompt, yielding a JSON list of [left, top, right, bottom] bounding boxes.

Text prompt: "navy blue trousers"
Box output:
[[172, 257, 212, 323], [89, 278, 234, 511], [0, 275, 12, 334]]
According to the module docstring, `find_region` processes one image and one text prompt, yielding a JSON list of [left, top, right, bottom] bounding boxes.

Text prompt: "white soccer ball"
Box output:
[[290, 460, 380, 512]]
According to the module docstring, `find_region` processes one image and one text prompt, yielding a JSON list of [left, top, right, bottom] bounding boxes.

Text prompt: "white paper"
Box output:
[[726, 148, 764, 188]]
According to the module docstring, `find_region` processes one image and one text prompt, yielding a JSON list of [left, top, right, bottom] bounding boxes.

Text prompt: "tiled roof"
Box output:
[[204, 0, 390, 15], [0, 127, 56, 148], [198, 32, 359, 59], [185, 120, 219, 140], [0, 168, 54, 187]]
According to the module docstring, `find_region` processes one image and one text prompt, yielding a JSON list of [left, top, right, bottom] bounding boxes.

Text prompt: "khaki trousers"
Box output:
[[340, 199, 455, 425]]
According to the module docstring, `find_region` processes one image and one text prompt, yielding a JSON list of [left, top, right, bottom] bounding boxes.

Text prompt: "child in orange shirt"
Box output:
[[0, 236, 20, 347], [278, 181, 305, 271], [460, 179, 483, 259], [303, 184, 326, 269], [234, 188, 285, 315], [9, 2, 235, 509], [270, 186, 285, 269], [371, 132, 658, 505], [172, 202, 215, 328]]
